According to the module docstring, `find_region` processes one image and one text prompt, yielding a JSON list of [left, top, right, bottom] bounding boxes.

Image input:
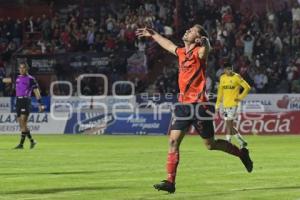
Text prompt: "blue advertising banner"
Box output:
[[105, 112, 171, 135], [64, 112, 172, 135], [10, 96, 51, 113]]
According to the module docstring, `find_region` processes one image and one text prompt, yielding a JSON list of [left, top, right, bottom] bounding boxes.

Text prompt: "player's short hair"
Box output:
[[194, 24, 211, 50], [19, 62, 29, 69], [224, 62, 233, 69], [194, 24, 208, 37]]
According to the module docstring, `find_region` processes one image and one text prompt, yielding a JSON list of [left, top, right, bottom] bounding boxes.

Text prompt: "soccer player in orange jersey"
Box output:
[[136, 25, 253, 193]]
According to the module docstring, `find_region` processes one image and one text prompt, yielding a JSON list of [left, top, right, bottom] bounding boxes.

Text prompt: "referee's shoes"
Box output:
[[30, 140, 37, 149]]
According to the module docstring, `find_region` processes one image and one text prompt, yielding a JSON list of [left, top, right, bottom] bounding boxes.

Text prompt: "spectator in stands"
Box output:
[[37, 40, 47, 54], [26, 16, 35, 33], [41, 14, 51, 41], [60, 27, 71, 49], [291, 78, 300, 93], [0, 62, 5, 96], [135, 38, 146, 52], [104, 34, 117, 52], [273, 34, 283, 54], [253, 68, 268, 93], [243, 31, 254, 60], [276, 78, 290, 93], [12, 19, 23, 47], [2, 41, 16, 62], [286, 61, 299, 82], [106, 14, 116, 33], [87, 27, 95, 49]]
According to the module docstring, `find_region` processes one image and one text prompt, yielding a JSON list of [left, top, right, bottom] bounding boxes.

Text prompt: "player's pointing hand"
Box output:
[[135, 28, 155, 38]]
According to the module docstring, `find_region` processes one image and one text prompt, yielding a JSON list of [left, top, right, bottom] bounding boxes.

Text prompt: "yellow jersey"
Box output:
[[216, 72, 251, 109]]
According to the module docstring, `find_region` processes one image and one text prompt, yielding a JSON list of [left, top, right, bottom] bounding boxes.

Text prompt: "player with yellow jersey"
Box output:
[[216, 62, 251, 147]]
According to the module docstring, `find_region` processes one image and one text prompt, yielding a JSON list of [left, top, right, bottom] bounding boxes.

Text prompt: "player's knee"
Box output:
[[226, 130, 232, 135], [20, 124, 28, 132], [169, 138, 179, 148]]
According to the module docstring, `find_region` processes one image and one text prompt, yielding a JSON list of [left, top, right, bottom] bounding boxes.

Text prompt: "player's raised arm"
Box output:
[[198, 37, 211, 60], [236, 76, 251, 101], [136, 28, 178, 56]]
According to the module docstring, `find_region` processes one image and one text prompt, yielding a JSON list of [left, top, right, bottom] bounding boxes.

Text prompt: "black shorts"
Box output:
[[170, 103, 215, 139], [16, 97, 31, 117]]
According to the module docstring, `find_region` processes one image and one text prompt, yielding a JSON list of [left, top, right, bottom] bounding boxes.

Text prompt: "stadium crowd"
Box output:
[[152, 0, 300, 94], [1, 0, 300, 96]]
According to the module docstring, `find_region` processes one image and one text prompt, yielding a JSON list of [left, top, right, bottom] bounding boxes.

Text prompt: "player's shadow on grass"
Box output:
[[0, 170, 122, 176], [47, 171, 99, 175], [176, 186, 300, 199], [0, 171, 97, 176], [234, 186, 300, 191], [4, 186, 128, 195]]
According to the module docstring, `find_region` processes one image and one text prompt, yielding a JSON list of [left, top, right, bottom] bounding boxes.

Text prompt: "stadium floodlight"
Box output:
[[77, 74, 108, 99], [50, 81, 73, 99]]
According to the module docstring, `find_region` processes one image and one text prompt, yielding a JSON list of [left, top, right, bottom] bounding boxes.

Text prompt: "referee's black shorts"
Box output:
[[170, 103, 215, 139], [16, 97, 31, 117]]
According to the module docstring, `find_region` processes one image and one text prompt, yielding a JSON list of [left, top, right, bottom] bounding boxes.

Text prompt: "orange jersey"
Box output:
[[176, 47, 208, 103]]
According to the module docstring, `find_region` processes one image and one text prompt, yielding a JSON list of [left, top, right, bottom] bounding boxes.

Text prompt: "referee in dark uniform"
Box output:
[[2, 62, 44, 149]]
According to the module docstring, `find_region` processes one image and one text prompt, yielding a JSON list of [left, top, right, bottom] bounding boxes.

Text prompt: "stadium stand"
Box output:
[[0, 0, 300, 97]]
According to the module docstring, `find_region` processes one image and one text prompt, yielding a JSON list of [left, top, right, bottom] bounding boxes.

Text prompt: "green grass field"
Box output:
[[0, 135, 300, 200]]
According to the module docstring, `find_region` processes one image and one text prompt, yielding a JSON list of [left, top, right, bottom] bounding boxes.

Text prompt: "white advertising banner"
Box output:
[[241, 94, 300, 112], [0, 97, 11, 112], [0, 113, 68, 134]]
